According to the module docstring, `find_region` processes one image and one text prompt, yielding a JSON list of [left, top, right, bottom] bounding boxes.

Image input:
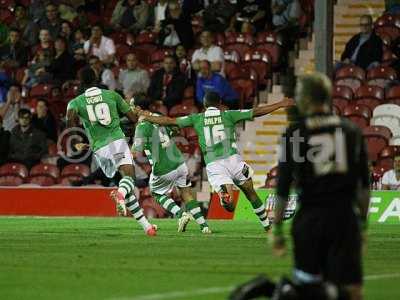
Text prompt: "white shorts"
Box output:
[[94, 138, 133, 178], [149, 163, 191, 195], [206, 154, 254, 192]]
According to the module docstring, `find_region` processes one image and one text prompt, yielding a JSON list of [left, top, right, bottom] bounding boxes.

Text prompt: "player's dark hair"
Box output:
[[298, 73, 332, 106], [204, 91, 221, 107], [79, 67, 97, 88]]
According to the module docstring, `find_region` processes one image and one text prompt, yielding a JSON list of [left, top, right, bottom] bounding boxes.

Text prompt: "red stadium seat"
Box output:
[[230, 78, 256, 108], [48, 143, 58, 157], [61, 164, 90, 178], [169, 104, 199, 117], [386, 85, 400, 99], [382, 49, 398, 66], [343, 104, 371, 129], [355, 85, 384, 100], [375, 25, 400, 40], [0, 8, 13, 25], [333, 85, 353, 100], [255, 31, 283, 68], [30, 84, 52, 98], [30, 163, 60, 180], [131, 48, 150, 65], [224, 62, 239, 78], [332, 98, 349, 113], [149, 103, 168, 115], [242, 49, 272, 86], [224, 49, 240, 63], [0, 163, 29, 179], [28, 176, 56, 186], [115, 44, 132, 62], [59, 176, 81, 186], [183, 86, 194, 99], [332, 104, 341, 116], [0, 175, 24, 186], [363, 125, 393, 161], [110, 32, 127, 44], [135, 31, 158, 45], [366, 66, 397, 88], [214, 33, 225, 47], [354, 98, 381, 112], [225, 33, 255, 58], [49, 101, 67, 119], [151, 49, 174, 64], [144, 64, 161, 77], [335, 65, 365, 93], [377, 146, 400, 171], [387, 98, 400, 106]]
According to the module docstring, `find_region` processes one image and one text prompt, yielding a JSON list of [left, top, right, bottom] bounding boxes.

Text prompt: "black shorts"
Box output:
[[291, 206, 363, 286]]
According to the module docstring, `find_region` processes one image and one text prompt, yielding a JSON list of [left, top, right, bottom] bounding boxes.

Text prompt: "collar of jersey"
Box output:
[[206, 107, 219, 110]]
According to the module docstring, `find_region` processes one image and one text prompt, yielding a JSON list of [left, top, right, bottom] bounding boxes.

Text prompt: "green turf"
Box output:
[[0, 217, 399, 300]]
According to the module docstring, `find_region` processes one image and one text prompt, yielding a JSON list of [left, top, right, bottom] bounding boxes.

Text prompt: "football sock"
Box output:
[[185, 200, 208, 229], [250, 198, 270, 230], [154, 194, 183, 218], [125, 193, 151, 230], [118, 176, 135, 199]]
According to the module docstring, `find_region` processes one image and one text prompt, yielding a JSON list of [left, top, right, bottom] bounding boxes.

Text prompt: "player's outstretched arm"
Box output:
[[137, 109, 178, 126], [252, 98, 294, 117]]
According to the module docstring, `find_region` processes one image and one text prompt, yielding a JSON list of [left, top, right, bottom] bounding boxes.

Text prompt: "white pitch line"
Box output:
[[113, 273, 400, 300]]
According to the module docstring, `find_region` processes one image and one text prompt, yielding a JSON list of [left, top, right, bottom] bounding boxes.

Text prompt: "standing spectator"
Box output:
[[11, 5, 39, 47], [0, 115, 10, 165], [158, 1, 194, 49], [0, 84, 29, 131], [21, 49, 53, 88], [38, 3, 63, 40], [119, 53, 150, 98], [88, 55, 117, 91], [44, 37, 75, 84], [111, 0, 150, 34], [196, 60, 238, 108], [8, 109, 48, 169], [175, 44, 195, 84], [191, 31, 225, 75], [33, 29, 55, 57], [382, 154, 400, 190], [32, 99, 58, 143], [235, 0, 268, 33], [148, 55, 186, 109], [340, 15, 383, 70], [0, 28, 29, 68], [84, 24, 116, 64]]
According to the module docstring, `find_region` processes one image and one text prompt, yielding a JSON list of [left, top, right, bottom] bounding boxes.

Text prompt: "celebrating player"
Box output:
[[66, 67, 157, 236], [132, 98, 211, 234], [137, 91, 294, 232]]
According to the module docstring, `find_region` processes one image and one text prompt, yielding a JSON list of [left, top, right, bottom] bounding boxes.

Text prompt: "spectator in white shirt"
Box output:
[[118, 53, 150, 98], [191, 30, 225, 75], [89, 55, 117, 91], [153, 0, 169, 28], [84, 24, 116, 64], [382, 155, 400, 190]]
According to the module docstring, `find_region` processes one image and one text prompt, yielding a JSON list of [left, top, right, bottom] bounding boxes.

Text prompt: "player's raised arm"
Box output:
[[252, 98, 294, 117], [138, 109, 178, 126]]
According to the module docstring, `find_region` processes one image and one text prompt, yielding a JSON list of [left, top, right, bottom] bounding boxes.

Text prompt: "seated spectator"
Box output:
[[21, 49, 53, 88], [196, 60, 239, 108], [111, 0, 150, 34], [119, 53, 150, 98], [148, 55, 185, 109], [150, 0, 169, 29], [29, 0, 46, 23], [272, 0, 302, 29], [8, 108, 48, 169], [10, 4, 39, 47], [37, 3, 63, 40], [71, 28, 88, 70], [0, 28, 29, 68], [44, 37, 75, 84], [235, 0, 268, 33], [340, 15, 383, 70], [157, 1, 194, 50], [60, 21, 74, 50], [89, 55, 117, 91], [203, 0, 237, 33], [175, 44, 195, 85], [382, 154, 400, 190], [0, 115, 10, 165], [72, 5, 91, 33], [192, 31, 225, 74], [84, 24, 116, 65], [32, 99, 58, 143], [0, 83, 29, 131], [33, 29, 55, 57]]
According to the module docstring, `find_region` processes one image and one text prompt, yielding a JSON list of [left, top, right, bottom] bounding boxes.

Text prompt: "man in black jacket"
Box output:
[[0, 28, 29, 68], [0, 115, 10, 166], [147, 55, 186, 109], [340, 15, 383, 70], [8, 109, 48, 169]]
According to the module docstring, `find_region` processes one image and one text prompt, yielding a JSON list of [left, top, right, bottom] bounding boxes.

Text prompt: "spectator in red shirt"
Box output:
[[33, 29, 54, 57]]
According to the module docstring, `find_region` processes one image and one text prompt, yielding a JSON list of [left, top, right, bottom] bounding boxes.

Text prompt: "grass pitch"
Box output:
[[0, 217, 399, 300]]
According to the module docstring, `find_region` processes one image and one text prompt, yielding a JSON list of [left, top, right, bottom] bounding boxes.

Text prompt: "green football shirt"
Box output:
[[176, 107, 253, 164], [133, 118, 185, 176], [67, 88, 131, 152]]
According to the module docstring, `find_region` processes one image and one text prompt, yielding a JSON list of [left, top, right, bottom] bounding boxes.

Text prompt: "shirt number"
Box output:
[[308, 130, 348, 176], [204, 125, 226, 147], [158, 127, 171, 148], [87, 103, 112, 126]]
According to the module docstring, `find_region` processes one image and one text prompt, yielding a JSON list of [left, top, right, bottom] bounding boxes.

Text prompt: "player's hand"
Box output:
[[281, 97, 295, 108], [272, 235, 286, 257], [74, 143, 89, 151]]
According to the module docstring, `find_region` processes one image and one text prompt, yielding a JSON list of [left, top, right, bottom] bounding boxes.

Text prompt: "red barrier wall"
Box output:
[[207, 191, 239, 219], [0, 187, 116, 217]]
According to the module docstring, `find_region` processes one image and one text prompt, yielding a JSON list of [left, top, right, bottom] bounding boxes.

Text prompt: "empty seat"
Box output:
[[366, 66, 397, 88], [386, 85, 400, 99], [30, 163, 60, 180], [373, 103, 400, 118], [363, 125, 392, 161], [61, 164, 90, 178], [28, 176, 56, 186], [224, 33, 255, 58], [224, 49, 240, 63], [343, 104, 372, 129], [375, 25, 400, 40], [354, 98, 381, 112], [0, 175, 24, 186], [230, 78, 256, 108], [0, 163, 29, 179], [242, 49, 272, 86], [333, 98, 349, 113], [333, 85, 353, 100], [355, 85, 384, 100], [255, 31, 283, 68], [335, 66, 365, 93], [30, 84, 52, 98]]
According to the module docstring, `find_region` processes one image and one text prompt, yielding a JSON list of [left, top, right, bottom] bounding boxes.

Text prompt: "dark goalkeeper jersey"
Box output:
[[276, 113, 370, 206]]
